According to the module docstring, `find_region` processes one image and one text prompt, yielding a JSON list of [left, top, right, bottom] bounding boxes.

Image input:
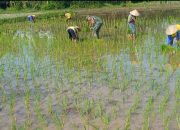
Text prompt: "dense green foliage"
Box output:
[[1, 1, 132, 10]]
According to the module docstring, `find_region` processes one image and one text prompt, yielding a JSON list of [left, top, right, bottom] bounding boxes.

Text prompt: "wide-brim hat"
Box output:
[[165, 25, 178, 35], [32, 15, 36, 17], [65, 13, 71, 19], [130, 9, 140, 16]]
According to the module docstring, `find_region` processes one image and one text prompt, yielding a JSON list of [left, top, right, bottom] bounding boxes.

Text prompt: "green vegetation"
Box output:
[[0, 1, 178, 13], [0, 5, 180, 130], [0, 1, 129, 12]]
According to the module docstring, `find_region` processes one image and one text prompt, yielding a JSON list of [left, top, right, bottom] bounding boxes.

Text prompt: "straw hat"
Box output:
[[130, 9, 140, 16], [65, 13, 71, 19], [32, 15, 36, 17], [165, 25, 178, 35]]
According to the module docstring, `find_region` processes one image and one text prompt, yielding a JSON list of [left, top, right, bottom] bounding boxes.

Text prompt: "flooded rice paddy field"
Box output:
[[0, 10, 180, 130]]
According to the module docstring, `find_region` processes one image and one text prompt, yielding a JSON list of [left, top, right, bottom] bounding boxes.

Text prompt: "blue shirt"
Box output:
[[28, 16, 34, 22], [167, 30, 180, 46], [177, 31, 180, 40], [167, 35, 173, 45]]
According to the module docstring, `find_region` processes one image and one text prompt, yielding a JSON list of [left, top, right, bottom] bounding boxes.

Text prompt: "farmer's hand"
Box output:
[[90, 27, 94, 30]]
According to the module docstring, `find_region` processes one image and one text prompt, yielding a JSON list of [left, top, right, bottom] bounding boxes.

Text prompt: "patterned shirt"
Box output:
[[128, 14, 135, 24]]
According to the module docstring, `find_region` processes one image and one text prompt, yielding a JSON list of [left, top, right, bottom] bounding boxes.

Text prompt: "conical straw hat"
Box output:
[[165, 25, 178, 35], [130, 9, 140, 16], [65, 13, 71, 18]]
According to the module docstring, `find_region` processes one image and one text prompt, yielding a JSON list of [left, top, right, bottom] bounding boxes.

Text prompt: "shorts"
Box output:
[[67, 29, 77, 39], [128, 23, 136, 34]]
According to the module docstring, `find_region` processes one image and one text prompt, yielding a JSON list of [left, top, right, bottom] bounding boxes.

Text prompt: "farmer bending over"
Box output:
[[65, 12, 72, 22], [28, 15, 36, 23], [128, 9, 140, 40], [166, 24, 180, 47], [86, 15, 103, 39], [67, 26, 81, 43]]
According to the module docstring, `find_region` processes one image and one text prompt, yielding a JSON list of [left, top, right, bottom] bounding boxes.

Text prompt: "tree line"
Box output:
[[0, 1, 147, 10]]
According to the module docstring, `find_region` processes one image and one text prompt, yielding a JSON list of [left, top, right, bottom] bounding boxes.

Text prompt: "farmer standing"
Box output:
[[86, 15, 103, 39], [28, 15, 36, 23], [67, 26, 81, 43], [166, 24, 180, 47], [127, 9, 140, 40]]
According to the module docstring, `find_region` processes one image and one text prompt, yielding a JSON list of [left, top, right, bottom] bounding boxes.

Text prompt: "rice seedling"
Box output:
[[177, 115, 180, 129], [0, 84, 7, 104], [142, 96, 154, 130], [159, 88, 170, 117]]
